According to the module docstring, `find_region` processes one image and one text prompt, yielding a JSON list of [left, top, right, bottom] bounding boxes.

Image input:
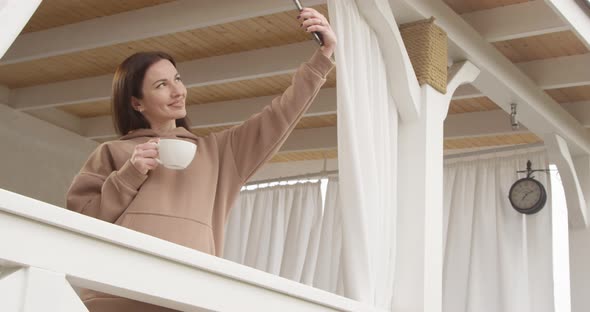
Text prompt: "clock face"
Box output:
[[509, 178, 544, 211], [510, 180, 541, 209]]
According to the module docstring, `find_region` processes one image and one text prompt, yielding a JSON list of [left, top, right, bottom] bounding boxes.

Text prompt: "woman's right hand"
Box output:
[[130, 138, 160, 174], [298, 8, 337, 59]]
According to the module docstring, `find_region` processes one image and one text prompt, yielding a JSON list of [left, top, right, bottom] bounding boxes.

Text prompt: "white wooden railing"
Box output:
[[0, 189, 384, 312]]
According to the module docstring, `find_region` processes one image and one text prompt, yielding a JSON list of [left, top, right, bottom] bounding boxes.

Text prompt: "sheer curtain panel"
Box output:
[[443, 149, 554, 312], [328, 0, 399, 307], [313, 178, 345, 295], [223, 182, 323, 285]]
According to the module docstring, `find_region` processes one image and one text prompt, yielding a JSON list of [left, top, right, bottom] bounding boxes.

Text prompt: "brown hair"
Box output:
[[111, 51, 190, 136]]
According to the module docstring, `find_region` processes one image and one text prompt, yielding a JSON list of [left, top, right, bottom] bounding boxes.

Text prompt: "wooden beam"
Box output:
[[462, 1, 569, 42], [452, 53, 590, 100], [545, 0, 590, 49], [12, 48, 589, 114], [400, 0, 590, 156], [1, 0, 326, 65], [516, 53, 590, 89], [9, 41, 317, 111], [83, 88, 337, 139], [80, 98, 590, 144]]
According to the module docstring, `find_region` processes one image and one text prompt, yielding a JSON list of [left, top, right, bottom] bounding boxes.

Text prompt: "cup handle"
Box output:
[[151, 141, 162, 165]]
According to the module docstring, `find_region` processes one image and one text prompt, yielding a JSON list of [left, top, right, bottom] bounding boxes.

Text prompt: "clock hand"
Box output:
[[521, 191, 533, 201]]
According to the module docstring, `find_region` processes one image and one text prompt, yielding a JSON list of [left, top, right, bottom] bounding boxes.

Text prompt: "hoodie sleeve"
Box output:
[[66, 143, 148, 223], [217, 50, 334, 183]]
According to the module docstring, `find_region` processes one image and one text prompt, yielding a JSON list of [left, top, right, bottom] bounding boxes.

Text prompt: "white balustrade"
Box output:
[[0, 188, 384, 312]]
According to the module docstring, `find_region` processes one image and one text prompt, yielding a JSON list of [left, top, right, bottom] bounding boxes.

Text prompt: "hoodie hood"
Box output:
[[120, 127, 199, 142]]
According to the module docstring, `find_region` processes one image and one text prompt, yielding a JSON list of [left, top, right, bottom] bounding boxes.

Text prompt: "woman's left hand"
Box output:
[[298, 8, 337, 59]]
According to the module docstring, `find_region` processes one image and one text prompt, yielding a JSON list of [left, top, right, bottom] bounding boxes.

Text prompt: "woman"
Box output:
[[66, 7, 336, 312]]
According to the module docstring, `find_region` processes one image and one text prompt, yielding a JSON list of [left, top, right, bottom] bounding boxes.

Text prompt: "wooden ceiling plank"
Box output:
[[547, 85, 590, 103], [173, 32, 207, 58], [493, 31, 589, 63], [9, 41, 317, 111], [443, 0, 529, 14], [241, 18, 283, 49], [23, 0, 175, 33], [257, 76, 286, 96], [155, 35, 184, 60], [530, 35, 551, 60], [224, 20, 267, 51], [78, 85, 590, 143], [199, 27, 234, 56], [212, 24, 246, 53], [254, 15, 291, 44], [82, 88, 337, 138], [4, 0, 327, 65]]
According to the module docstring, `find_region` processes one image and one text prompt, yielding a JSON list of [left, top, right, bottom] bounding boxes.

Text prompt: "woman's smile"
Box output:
[[167, 99, 185, 108]]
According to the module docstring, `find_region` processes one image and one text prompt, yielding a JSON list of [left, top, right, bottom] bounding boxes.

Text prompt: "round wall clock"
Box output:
[[508, 177, 547, 214]]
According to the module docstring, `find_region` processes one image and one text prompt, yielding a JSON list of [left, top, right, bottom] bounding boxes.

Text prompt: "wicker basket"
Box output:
[[400, 17, 448, 94]]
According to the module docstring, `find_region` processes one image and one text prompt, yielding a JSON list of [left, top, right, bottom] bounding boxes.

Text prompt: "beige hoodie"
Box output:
[[66, 50, 334, 311]]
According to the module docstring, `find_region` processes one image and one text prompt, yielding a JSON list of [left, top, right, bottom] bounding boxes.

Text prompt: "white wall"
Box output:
[[0, 98, 336, 207], [0, 104, 98, 207], [569, 228, 590, 312]]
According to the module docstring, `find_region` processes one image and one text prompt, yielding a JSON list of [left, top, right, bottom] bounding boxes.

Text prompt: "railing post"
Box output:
[[0, 266, 87, 312]]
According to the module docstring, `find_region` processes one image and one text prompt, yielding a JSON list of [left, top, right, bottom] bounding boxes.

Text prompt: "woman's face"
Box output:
[[132, 59, 187, 129]]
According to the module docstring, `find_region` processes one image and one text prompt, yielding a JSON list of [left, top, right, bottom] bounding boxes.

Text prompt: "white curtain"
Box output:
[[313, 178, 345, 295], [223, 181, 323, 285], [443, 149, 554, 312], [327, 0, 398, 306]]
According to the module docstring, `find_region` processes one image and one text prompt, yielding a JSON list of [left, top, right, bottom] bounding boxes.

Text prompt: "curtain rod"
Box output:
[[245, 170, 339, 186], [443, 142, 545, 160], [246, 143, 546, 186]]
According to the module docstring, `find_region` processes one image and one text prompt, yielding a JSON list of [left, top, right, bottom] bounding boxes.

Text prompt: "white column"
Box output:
[[569, 226, 590, 312], [566, 153, 590, 312], [0, 0, 41, 59], [0, 266, 87, 312], [395, 61, 479, 312], [544, 133, 590, 312]]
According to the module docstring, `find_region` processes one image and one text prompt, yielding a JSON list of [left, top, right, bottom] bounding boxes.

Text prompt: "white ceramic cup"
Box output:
[[156, 139, 197, 170]]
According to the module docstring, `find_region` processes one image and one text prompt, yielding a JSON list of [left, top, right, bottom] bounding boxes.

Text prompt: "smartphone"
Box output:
[[292, 0, 323, 46]]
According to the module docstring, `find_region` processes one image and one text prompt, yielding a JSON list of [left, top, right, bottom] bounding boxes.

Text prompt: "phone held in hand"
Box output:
[[292, 0, 323, 46]]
